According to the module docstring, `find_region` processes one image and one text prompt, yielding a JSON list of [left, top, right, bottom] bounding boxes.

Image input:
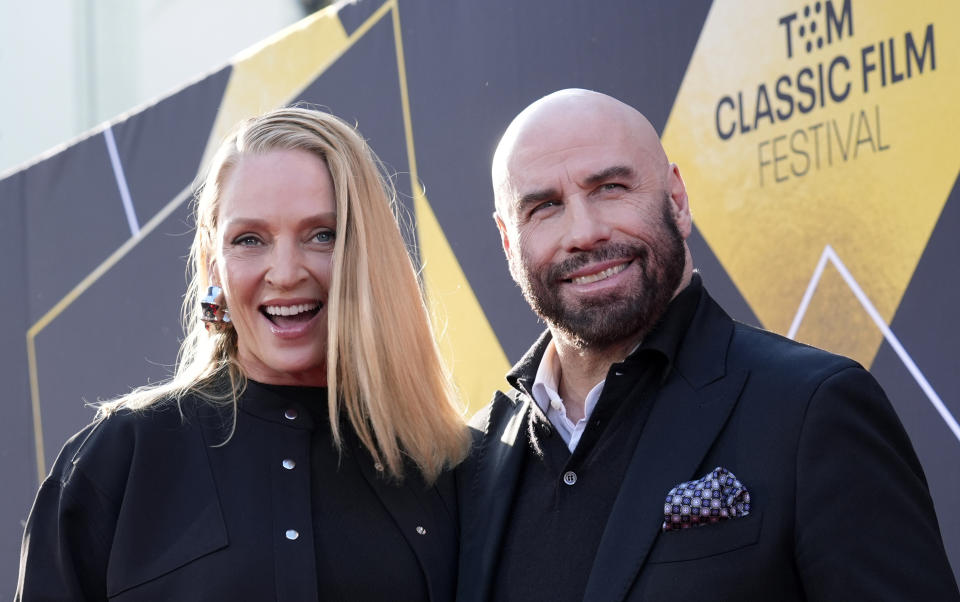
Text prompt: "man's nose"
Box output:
[[265, 239, 308, 289], [561, 197, 611, 252]]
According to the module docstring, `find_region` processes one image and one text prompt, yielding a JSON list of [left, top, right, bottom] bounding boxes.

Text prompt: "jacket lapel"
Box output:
[[459, 331, 552, 602], [458, 393, 531, 602], [355, 451, 457, 602], [582, 293, 748, 602]]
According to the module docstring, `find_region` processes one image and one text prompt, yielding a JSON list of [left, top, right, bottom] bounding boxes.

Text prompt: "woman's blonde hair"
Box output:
[[99, 107, 470, 483]]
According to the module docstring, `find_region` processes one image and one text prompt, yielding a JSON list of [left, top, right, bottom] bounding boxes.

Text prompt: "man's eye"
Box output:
[[530, 200, 558, 215], [601, 183, 625, 191]]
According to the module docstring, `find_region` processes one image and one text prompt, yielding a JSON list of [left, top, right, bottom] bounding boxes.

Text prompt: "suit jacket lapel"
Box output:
[[459, 393, 531, 602], [356, 450, 456, 602], [583, 293, 748, 602]]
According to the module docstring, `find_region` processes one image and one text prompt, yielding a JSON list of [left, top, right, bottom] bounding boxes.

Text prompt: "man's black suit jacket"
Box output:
[[458, 285, 959, 601]]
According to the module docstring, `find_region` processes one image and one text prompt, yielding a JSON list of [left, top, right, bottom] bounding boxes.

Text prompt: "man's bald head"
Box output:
[[492, 89, 670, 217], [489, 89, 693, 351]]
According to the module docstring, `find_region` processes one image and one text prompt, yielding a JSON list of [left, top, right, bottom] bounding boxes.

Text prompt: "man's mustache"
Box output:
[[545, 243, 649, 283]]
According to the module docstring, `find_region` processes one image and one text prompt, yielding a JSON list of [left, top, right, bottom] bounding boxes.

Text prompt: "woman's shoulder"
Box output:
[[82, 393, 207, 447], [48, 391, 222, 499], [23, 391, 235, 599]]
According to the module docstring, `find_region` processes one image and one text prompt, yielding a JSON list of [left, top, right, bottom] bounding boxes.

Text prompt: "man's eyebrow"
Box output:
[[584, 165, 635, 187], [516, 188, 560, 209], [512, 166, 635, 210]]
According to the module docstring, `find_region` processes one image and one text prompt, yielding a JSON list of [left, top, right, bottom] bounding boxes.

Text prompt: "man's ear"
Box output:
[[667, 163, 692, 240], [493, 211, 513, 260], [494, 211, 522, 283]]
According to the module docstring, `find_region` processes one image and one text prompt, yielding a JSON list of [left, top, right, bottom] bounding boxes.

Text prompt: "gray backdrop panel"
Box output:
[[23, 136, 130, 325], [112, 66, 231, 224], [399, 0, 715, 361], [338, 0, 387, 36], [0, 174, 39, 599], [33, 200, 193, 469], [872, 172, 960, 579]]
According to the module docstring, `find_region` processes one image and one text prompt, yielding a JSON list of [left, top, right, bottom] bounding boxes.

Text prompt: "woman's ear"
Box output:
[[208, 259, 221, 287], [205, 244, 221, 287]]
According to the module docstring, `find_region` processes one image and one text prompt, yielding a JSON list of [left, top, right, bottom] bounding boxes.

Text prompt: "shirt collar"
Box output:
[[511, 272, 705, 395], [530, 340, 560, 414]]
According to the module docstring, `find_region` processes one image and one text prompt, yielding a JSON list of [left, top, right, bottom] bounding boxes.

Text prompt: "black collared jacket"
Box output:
[[16, 385, 457, 601]]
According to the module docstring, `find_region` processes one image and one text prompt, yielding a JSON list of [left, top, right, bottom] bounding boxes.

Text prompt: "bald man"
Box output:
[[456, 90, 959, 601]]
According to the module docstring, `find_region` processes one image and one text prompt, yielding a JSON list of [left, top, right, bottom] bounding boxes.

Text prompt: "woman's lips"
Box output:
[[268, 311, 317, 327], [260, 301, 323, 338]]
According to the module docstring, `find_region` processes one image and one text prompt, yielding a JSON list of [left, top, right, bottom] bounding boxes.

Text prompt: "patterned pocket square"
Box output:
[[662, 467, 751, 532]]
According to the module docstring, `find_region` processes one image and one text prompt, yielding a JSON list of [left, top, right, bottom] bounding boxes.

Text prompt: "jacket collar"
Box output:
[[506, 329, 553, 398], [238, 380, 326, 429], [506, 273, 706, 396]]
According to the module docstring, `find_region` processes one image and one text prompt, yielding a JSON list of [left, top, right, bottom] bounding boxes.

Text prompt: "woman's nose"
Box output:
[[265, 239, 308, 289]]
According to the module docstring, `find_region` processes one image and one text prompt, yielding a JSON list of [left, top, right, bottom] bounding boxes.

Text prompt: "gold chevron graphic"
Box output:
[[662, 0, 959, 368]]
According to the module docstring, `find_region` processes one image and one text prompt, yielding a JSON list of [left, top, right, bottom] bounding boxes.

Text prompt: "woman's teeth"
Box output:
[[263, 303, 319, 317], [571, 262, 628, 285]]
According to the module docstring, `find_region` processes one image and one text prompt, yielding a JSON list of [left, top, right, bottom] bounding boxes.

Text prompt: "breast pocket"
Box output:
[[646, 511, 763, 563]]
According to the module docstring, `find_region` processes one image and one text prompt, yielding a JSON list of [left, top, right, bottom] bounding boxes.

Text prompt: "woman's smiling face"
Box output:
[[214, 148, 337, 386]]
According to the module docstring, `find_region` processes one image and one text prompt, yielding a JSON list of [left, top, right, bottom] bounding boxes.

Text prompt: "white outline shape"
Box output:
[[788, 245, 960, 444], [103, 126, 140, 236]]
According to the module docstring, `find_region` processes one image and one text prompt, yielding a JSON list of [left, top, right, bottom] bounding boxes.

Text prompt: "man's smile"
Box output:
[[567, 261, 631, 285]]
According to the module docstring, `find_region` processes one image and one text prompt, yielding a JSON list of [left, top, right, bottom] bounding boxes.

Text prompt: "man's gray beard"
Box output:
[[513, 199, 686, 349]]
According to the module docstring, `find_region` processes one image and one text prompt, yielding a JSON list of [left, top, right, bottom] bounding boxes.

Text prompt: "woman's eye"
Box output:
[[313, 230, 335, 244], [232, 235, 262, 246]]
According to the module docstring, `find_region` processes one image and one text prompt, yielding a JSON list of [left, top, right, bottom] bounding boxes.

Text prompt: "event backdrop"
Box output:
[[1, 0, 957, 592]]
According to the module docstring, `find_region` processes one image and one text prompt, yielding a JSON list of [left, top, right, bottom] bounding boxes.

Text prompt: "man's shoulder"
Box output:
[[467, 388, 527, 436], [691, 287, 861, 385], [729, 320, 860, 376], [710, 319, 897, 427]]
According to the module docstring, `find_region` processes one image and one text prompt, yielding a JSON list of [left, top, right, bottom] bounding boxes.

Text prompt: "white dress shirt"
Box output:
[[530, 340, 607, 453]]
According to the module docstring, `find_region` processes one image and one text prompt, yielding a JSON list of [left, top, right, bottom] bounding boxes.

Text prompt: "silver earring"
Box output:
[[200, 285, 232, 326]]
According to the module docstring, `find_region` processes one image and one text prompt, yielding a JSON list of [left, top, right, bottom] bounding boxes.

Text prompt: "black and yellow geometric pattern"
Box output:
[[0, 0, 956, 588]]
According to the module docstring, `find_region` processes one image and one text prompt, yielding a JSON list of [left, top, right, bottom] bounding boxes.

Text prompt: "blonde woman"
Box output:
[[16, 107, 470, 601]]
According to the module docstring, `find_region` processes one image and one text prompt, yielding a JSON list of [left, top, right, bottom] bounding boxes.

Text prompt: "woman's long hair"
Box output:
[[99, 107, 470, 483]]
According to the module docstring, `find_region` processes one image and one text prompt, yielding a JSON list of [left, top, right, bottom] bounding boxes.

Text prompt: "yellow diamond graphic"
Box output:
[[663, 0, 960, 367]]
